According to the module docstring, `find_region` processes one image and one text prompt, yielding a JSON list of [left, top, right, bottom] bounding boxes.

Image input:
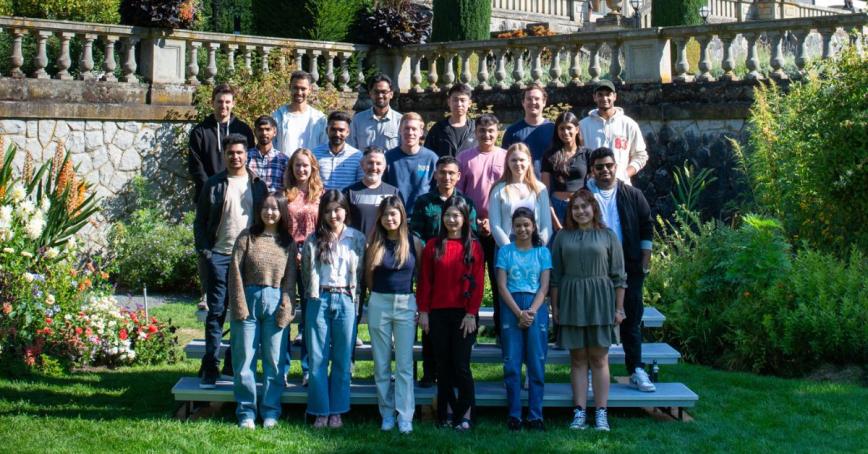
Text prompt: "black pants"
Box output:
[[622, 271, 645, 374], [429, 308, 476, 423], [479, 234, 500, 336], [420, 329, 436, 381]]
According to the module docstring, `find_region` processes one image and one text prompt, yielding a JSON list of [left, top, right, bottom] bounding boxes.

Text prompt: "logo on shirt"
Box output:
[[416, 165, 430, 177], [613, 136, 628, 151]]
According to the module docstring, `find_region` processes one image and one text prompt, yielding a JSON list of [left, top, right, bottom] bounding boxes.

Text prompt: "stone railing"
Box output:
[[491, 0, 581, 20], [0, 16, 370, 89], [383, 13, 866, 91]]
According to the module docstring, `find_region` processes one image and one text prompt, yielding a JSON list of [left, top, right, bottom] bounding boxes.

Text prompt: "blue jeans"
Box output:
[[283, 266, 308, 379], [203, 251, 231, 373], [230, 285, 288, 422], [501, 293, 548, 421], [305, 291, 355, 416]]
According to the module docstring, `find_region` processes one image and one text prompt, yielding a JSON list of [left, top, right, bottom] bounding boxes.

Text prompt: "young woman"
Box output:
[[365, 196, 424, 434], [489, 142, 553, 248], [551, 189, 626, 432], [284, 147, 324, 386], [227, 191, 296, 429], [417, 196, 485, 431], [541, 112, 589, 231], [495, 207, 552, 432], [301, 189, 366, 429]]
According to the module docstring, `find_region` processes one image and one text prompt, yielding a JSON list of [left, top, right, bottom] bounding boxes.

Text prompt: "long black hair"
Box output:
[[546, 111, 586, 177], [249, 191, 293, 248], [511, 207, 543, 247], [315, 189, 352, 264], [435, 196, 475, 266]]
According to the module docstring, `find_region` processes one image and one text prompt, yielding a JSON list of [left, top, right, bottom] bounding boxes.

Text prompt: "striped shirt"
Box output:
[[247, 147, 289, 192], [311, 143, 364, 190]]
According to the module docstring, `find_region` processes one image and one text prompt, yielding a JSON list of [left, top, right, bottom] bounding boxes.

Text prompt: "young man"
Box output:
[[456, 113, 507, 337], [247, 115, 288, 192], [271, 70, 328, 154], [586, 147, 655, 392], [409, 155, 479, 388], [579, 80, 648, 185], [194, 133, 269, 389], [311, 111, 364, 190], [344, 146, 400, 237], [501, 83, 555, 177], [383, 112, 438, 217], [424, 83, 476, 158], [349, 74, 403, 151]]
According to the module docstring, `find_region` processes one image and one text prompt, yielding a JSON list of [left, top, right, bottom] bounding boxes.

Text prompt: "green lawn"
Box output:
[[1, 301, 866, 453]]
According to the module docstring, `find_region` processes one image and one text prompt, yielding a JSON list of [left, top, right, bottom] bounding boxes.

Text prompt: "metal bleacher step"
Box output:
[[183, 339, 681, 364], [195, 306, 666, 328], [172, 376, 698, 408]]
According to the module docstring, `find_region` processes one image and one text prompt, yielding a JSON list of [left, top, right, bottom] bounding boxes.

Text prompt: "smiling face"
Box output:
[[512, 216, 535, 243], [507, 149, 531, 181], [522, 88, 547, 118], [224, 143, 247, 171], [557, 122, 579, 148], [362, 152, 386, 182], [292, 154, 312, 183], [593, 88, 617, 111], [442, 206, 465, 237], [290, 77, 312, 106], [260, 196, 281, 228], [379, 206, 403, 233], [475, 124, 498, 148], [370, 81, 393, 111], [212, 93, 235, 121], [591, 156, 617, 189], [327, 120, 350, 148], [323, 201, 346, 231], [435, 162, 460, 192], [570, 197, 595, 229], [400, 119, 424, 149]]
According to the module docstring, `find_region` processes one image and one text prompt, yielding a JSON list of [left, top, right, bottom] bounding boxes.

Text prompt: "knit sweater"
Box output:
[[416, 238, 485, 314], [227, 230, 297, 327]]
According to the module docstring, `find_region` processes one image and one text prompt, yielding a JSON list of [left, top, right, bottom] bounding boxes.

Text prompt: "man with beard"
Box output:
[[344, 146, 400, 237], [272, 71, 328, 153], [349, 74, 403, 151], [311, 111, 364, 190]]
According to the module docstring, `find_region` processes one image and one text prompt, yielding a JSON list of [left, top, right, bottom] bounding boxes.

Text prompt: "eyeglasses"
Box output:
[[372, 89, 392, 96], [593, 163, 616, 171]]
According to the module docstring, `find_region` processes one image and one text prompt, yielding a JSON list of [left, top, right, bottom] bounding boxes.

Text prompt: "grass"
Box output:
[[1, 300, 867, 453]]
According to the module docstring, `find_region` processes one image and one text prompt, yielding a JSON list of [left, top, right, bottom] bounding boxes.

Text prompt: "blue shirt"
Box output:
[[247, 147, 288, 192], [501, 119, 555, 177], [311, 143, 364, 190], [383, 146, 438, 216], [495, 243, 553, 294]]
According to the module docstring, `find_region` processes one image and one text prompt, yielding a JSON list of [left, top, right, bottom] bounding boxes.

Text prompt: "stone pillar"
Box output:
[[139, 35, 187, 84], [623, 37, 672, 84]]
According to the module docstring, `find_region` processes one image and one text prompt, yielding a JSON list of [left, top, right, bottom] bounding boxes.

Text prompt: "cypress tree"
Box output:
[[431, 0, 491, 42], [651, 0, 704, 26]]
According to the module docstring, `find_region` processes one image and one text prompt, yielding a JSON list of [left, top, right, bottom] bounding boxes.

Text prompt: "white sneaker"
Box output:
[[239, 419, 255, 430], [398, 420, 413, 434], [569, 408, 587, 430], [263, 418, 278, 429], [381, 416, 396, 431], [595, 408, 610, 431], [630, 367, 656, 392]]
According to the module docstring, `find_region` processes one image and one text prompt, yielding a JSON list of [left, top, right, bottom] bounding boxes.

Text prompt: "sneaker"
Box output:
[[630, 367, 656, 392], [263, 418, 278, 429], [328, 414, 343, 429], [507, 417, 522, 432], [239, 419, 255, 430], [524, 419, 546, 432], [381, 416, 396, 431], [569, 407, 587, 430], [313, 416, 328, 428], [199, 369, 218, 389], [595, 408, 610, 431], [398, 420, 413, 434], [197, 294, 208, 311]]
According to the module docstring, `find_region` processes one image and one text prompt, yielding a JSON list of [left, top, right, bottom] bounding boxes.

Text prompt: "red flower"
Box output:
[[75, 327, 83, 335], [151, 317, 158, 324], [45, 317, 53, 325], [147, 324, 158, 334], [85, 327, 93, 337], [119, 328, 128, 340], [1, 303, 11, 315]]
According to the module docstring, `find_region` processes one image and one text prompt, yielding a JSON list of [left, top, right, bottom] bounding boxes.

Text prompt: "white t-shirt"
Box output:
[[213, 174, 253, 255], [587, 179, 622, 243], [272, 104, 328, 155]]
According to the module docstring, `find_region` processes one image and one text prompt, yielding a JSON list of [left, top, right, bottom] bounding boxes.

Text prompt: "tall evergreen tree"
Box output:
[[431, 0, 491, 42], [651, 0, 704, 26]]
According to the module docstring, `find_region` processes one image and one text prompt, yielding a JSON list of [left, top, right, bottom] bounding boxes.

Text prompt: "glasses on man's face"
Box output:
[[593, 163, 615, 172], [373, 89, 392, 96]]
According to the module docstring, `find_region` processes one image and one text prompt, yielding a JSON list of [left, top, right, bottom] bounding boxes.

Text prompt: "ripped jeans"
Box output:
[[500, 292, 548, 421]]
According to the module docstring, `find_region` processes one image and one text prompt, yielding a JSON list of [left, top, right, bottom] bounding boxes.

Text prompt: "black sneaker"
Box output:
[[199, 369, 218, 389], [507, 417, 522, 431], [524, 419, 546, 431]]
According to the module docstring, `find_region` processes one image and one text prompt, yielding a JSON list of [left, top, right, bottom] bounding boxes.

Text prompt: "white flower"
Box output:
[[2, 247, 14, 254], [45, 294, 55, 306], [9, 183, 25, 203], [24, 214, 44, 240], [0, 205, 12, 226], [20, 251, 33, 258], [0, 229, 13, 242], [44, 247, 59, 260], [39, 198, 51, 212], [23, 272, 34, 283], [19, 200, 36, 215], [65, 237, 77, 251]]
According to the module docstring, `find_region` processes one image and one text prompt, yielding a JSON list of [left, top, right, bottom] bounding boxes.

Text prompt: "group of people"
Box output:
[[188, 70, 655, 433]]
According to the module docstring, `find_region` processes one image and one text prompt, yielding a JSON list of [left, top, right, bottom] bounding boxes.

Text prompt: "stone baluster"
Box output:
[[323, 51, 335, 88], [120, 36, 138, 83], [102, 35, 118, 82], [32, 31, 51, 79], [609, 41, 623, 84], [292, 48, 303, 71], [477, 49, 491, 90], [818, 27, 836, 59], [278, 51, 287, 72], [409, 52, 423, 93], [792, 30, 810, 80], [308, 49, 320, 88], [530, 47, 543, 85], [696, 35, 715, 82], [427, 53, 440, 92], [587, 43, 601, 83], [225, 44, 238, 74], [205, 42, 219, 84], [719, 33, 737, 81], [511, 49, 526, 89], [547, 45, 563, 88], [339, 51, 351, 92], [243, 45, 253, 73], [442, 52, 456, 90], [261, 46, 272, 74], [494, 48, 508, 90], [186, 41, 201, 84], [9, 29, 26, 78], [459, 51, 473, 85], [356, 51, 367, 93], [769, 30, 787, 80], [673, 37, 692, 82], [78, 34, 97, 80], [55, 32, 74, 80], [568, 44, 583, 86], [744, 32, 763, 80]]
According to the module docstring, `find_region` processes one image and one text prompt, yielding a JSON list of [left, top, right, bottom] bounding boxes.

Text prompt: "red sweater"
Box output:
[[417, 238, 485, 314]]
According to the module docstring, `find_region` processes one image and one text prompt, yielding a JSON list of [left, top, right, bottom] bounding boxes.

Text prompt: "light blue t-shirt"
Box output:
[[495, 243, 553, 294]]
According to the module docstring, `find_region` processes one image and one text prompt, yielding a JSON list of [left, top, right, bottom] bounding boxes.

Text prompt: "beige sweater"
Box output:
[[227, 230, 297, 327]]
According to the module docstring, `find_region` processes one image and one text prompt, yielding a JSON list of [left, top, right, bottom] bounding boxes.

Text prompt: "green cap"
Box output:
[[593, 80, 616, 93]]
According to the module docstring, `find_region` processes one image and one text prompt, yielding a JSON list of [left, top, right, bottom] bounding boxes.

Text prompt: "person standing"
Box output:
[[312, 111, 364, 190], [542, 111, 589, 231], [349, 74, 403, 151], [500, 83, 555, 177], [247, 115, 288, 192], [384, 112, 438, 217], [271, 70, 328, 153], [552, 188, 627, 432], [194, 133, 268, 389], [586, 147, 656, 393], [424, 83, 476, 158], [579, 80, 648, 185], [344, 146, 400, 237]]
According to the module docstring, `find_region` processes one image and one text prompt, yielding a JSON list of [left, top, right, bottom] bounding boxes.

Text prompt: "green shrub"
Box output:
[[431, 0, 491, 42], [252, 0, 370, 41], [651, 0, 703, 26], [0, 0, 12, 15], [108, 177, 198, 293], [12, 0, 120, 23], [735, 49, 868, 256]]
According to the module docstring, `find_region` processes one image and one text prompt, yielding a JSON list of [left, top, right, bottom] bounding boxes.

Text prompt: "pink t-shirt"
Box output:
[[456, 146, 506, 219]]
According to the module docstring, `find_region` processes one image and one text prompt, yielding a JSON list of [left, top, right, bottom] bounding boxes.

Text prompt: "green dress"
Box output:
[[551, 228, 627, 349]]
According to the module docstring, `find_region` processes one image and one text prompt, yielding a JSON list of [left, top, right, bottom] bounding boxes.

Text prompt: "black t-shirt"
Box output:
[[423, 118, 476, 158], [541, 147, 590, 192], [343, 180, 401, 237]]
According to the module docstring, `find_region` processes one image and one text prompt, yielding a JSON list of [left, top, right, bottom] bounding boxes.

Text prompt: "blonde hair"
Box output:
[[399, 111, 424, 128], [365, 196, 411, 288], [496, 143, 543, 199], [284, 148, 324, 203]]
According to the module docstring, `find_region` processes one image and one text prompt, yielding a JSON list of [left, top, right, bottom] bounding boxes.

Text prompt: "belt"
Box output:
[[320, 286, 352, 296]]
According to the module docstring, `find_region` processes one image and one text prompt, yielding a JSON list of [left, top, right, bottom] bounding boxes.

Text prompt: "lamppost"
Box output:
[[630, 0, 641, 28], [699, 5, 710, 24]]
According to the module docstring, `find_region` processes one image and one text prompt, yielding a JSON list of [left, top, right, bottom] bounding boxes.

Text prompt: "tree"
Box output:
[[252, 0, 369, 41], [651, 0, 703, 26], [431, 0, 491, 42]]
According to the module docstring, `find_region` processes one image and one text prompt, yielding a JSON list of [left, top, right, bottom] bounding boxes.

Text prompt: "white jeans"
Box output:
[[367, 291, 417, 422]]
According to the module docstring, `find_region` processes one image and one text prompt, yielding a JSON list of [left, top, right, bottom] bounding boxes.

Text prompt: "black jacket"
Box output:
[[194, 169, 268, 254], [188, 115, 255, 201], [614, 180, 653, 274], [423, 117, 476, 158]]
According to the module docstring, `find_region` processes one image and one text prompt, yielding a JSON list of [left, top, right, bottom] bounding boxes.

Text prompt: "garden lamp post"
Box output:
[[630, 0, 641, 28], [699, 5, 710, 24]]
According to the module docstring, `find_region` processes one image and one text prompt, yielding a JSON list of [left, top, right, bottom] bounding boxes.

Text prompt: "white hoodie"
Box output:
[[579, 107, 648, 185]]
